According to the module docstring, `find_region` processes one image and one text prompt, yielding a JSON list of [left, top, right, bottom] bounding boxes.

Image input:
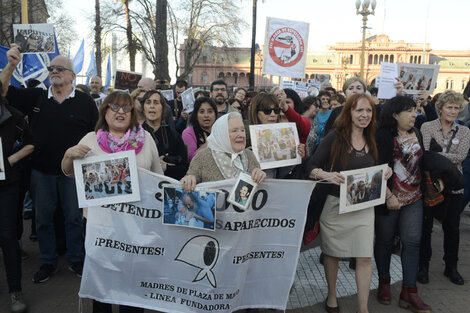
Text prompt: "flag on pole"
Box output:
[[85, 50, 97, 86], [72, 39, 85, 74], [104, 54, 111, 90]]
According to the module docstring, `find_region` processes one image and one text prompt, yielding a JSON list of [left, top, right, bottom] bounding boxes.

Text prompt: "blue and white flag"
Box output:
[[0, 34, 60, 87], [85, 50, 97, 86], [104, 54, 111, 91], [72, 39, 84, 74]]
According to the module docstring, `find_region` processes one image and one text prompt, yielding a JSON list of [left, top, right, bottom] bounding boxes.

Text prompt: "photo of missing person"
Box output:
[[339, 164, 388, 214], [73, 150, 140, 207], [81, 157, 132, 200], [250, 122, 301, 170], [228, 172, 258, 210], [163, 187, 216, 231], [12, 24, 56, 54], [397, 63, 440, 95]]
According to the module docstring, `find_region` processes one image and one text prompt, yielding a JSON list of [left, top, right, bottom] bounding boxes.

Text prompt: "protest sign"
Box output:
[[73, 151, 140, 208], [161, 90, 174, 102], [397, 63, 440, 95], [339, 164, 388, 214], [79, 169, 314, 312], [377, 62, 398, 99], [250, 122, 301, 170], [263, 17, 309, 79], [227, 172, 258, 211], [182, 87, 196, 113], [13, 23, 56, 54], [114, 70, 142, 92]]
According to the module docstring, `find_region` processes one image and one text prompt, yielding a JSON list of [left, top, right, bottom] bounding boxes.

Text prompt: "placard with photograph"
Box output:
[[13, 23, 56, 54], [280, 80, 295, 90], [73, 151, 140, 208], [227, 172, 258, 211], [397, 63, 440, 95], [339, 164, 388, 214], [160, 90, 174, 102], [0, 139, 5, 180], [181, 87, 195, 113], [163, 186, 216, 231], [249, 122, 301, 170]]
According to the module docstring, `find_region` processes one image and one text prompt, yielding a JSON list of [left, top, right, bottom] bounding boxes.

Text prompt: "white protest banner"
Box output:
[[294, 81, 309, 98], [161, 90, 174, 102], [280, 80, 294, 90], [397, 63, 440, 95], [79, 168, 314, 312], [263, 17, 309, 79]]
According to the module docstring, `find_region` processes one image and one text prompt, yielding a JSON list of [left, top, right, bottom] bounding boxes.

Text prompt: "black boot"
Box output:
[[417, 263, 429, 284], [444, 267, 464, 285]]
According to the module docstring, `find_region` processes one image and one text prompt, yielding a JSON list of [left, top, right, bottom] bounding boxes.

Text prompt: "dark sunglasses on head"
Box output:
[[47, 66, 73, 73], [108, 103, 133, 113], [259, 108, 281, 115]]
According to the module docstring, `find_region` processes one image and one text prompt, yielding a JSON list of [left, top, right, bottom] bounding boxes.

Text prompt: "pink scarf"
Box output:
[[97, 125, 145, 154]]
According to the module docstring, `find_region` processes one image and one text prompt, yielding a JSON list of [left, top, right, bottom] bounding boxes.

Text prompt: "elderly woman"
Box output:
[[374, 96, 432, 313], [419, 91, 470, 286], [182, 97, 217, 162], [61, 91, 163, 313], [306, 94, 392, 313], [181, 112, 266, 191], [141, 90, 188, 180]]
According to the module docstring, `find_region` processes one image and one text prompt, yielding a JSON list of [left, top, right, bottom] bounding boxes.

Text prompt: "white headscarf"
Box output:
[[207, 112, 247, 178]]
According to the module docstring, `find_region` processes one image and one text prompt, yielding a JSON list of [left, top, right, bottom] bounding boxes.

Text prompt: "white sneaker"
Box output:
[[10, 292, 27, 313]]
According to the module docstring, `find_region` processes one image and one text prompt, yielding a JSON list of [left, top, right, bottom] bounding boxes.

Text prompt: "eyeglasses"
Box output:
[[47, 66, 73, 73], [259, 108, 281, 115], [108, 103, 133, 113]]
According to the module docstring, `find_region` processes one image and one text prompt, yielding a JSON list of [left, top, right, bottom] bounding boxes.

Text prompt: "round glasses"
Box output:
[[108, 103, 133, 113]]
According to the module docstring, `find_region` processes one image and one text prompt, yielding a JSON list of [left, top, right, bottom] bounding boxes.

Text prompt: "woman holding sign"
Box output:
[[181, 112, 266, 190], [61, 91, 163, 313], [306, 94, 391, 313]]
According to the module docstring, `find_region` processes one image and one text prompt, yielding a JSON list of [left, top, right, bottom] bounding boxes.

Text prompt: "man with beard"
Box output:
[[210, 79, 237, 118]]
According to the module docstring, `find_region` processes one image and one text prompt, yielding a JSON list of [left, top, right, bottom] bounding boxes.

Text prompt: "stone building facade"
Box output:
[[182, 34, 470, 95]]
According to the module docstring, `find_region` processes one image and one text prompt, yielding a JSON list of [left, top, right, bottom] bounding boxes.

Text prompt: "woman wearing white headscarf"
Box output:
[[181, 112, 266, 191]]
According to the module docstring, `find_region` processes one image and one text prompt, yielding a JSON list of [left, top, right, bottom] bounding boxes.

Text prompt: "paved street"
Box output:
[[1, 212, 469, 313]]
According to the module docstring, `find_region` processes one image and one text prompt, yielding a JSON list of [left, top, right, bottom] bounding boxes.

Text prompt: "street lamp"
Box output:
[[356, 0, 376, 79]]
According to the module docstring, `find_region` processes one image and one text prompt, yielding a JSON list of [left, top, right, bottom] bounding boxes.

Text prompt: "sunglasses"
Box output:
[[259, 108, 281, 115], [47, 66, 73, 73], [108, 103, 133, 113]]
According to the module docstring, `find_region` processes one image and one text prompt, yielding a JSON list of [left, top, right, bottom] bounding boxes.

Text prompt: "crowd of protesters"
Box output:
[[1, 42, 470, 313]]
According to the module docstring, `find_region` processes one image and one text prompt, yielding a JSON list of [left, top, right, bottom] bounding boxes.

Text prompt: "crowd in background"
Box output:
[[1, 43, 470, 313]]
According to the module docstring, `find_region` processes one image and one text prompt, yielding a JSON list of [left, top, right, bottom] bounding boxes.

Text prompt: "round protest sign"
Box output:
[[268, 27, 305, 67]]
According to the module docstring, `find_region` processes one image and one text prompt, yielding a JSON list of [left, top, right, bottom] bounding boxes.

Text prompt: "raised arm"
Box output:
[[0, 44, 21, 96]]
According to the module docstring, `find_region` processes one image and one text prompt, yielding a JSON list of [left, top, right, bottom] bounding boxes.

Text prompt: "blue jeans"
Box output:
[[374, 199, 423, 287], [0, 183, 22, 292], [30, 169, 84, 266]]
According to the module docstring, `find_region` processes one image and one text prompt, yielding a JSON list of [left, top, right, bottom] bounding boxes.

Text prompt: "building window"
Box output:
[[385, 55, 389, 62], [446, 79, 454, 90], [350, 55, 353, 64], [390, 55, 394, 63], [201, 72, 209, 84], [188, 73, 193, 85], [233, 73, 238, 85], [368, 55, 373, 64], [410, 56, 414, 63], [418, 56, 422, 64], [327, 59, 332, 63], [374, 54, 378, 65], [312, 58, 317, 63]]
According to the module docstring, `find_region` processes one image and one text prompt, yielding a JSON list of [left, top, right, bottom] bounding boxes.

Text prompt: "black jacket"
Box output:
[[0, 103, 33, 187]]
